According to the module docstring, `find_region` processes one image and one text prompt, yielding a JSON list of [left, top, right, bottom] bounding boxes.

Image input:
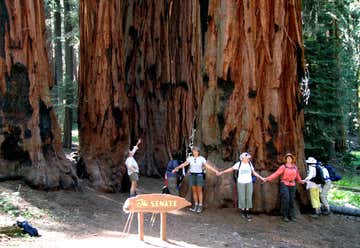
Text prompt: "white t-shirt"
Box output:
[[186, 156, 206, 173], [233, 162, 254, 184], [125, 146, 139, 175]]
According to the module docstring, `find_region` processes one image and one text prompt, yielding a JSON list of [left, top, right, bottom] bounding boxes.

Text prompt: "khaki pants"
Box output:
[[320, 181, 331, 209], [237, 182, 253, 209]]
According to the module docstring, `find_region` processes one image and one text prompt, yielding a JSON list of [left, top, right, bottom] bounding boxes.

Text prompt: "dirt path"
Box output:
[[0, 178, 359, 248]]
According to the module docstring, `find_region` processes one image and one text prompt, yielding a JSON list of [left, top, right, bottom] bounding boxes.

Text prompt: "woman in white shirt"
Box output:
[[172, 146, 219, 213], [125, 139, 141, 197], [219, 152, 263, 220]]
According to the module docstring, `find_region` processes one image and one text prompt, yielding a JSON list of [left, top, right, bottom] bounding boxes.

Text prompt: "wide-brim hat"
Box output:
[[240, 152, 251, 160], [305, 157, 317, 164], [191, 146, 200, 152], [284, 153, 295, 160]]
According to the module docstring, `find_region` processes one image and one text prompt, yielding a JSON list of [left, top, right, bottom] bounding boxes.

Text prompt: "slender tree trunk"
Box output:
[[62, 0, 73, 149], [0, 0, 77, 190], [54, 0, 63, 121]]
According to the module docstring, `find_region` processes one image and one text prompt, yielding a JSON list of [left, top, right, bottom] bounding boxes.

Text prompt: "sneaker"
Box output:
[[240, 210, 247, 218], [310, 213, 320, 218], [189, 205, 198, 212], [196, 205, 203, 213], [283, 216, 290, 222], [289, 217, 297, 222], [246, 213, 252, 221]]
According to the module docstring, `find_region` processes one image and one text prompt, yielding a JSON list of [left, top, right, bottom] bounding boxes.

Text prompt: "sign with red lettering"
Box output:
[[123, 194, 191, 213]]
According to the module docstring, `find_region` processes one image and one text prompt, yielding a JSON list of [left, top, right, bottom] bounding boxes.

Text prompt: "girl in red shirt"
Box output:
[[264, 153, 305, 222]]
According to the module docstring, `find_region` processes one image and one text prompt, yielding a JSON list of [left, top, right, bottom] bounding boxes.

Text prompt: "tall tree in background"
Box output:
[[62, 0, 75, 149], [79, 0, 307, 212], [0, 0, 77, 189], [303, 0, 360, 161], [53, 0, 63, 120]]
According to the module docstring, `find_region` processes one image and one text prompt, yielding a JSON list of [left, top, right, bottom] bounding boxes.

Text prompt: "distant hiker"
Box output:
[[172, 146, 219, 213], [218, 152, 264, 221], [264, 153, 305, 222], [165, 151, 182, 195], [304, 157, 322, 218], [319, 162, 332, 215], [125, 139, 141, 198]]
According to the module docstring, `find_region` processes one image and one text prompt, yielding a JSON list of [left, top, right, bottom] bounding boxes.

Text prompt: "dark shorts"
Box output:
[[129, 172, 139, 182], [189, 173, 204, 187]]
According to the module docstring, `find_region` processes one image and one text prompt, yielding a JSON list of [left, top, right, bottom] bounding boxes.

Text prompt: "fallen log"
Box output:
[[330, 205, 360, 217]]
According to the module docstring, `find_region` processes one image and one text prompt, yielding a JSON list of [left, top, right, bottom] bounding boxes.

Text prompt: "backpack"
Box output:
[[233, 161, 256, 183], [310, 164, 325, 185], [324, 164, 342, 181], [17, 221, 39, 237]]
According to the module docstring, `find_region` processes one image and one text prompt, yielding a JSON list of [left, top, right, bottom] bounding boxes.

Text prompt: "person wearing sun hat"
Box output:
[[218, 152, 264, 221], [264, 153, 305, 222], [304, 156, 322, 218]]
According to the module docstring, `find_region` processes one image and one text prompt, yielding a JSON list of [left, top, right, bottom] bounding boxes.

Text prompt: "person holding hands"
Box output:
[[218, 152, 264, 220], [263, 153, 305, 222], [172, 146, 219, 213]]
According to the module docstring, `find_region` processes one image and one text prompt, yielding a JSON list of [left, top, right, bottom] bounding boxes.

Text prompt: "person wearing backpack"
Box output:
[[164, 150, 181, 195], [218, 152, 264, 221], [263, 153, 305, 222], [304, 157, 322, 218], [172, 146, 219, 213], [319, 163, 332, 215]]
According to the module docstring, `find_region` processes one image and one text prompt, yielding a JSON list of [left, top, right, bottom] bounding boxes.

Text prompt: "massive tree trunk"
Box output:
[[195, 0, 307, 212], [0, 0, 77, 190], [78, 0, 202, 192], [78, 1, 130, 192], [79, 0, 307, 212]]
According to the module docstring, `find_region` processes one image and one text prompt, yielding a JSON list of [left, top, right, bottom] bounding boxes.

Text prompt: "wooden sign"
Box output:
[[123, 194, 191, 241]]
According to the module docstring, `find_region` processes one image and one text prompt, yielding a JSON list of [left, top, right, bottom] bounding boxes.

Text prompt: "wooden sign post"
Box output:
[[123, 194, 191, 241]]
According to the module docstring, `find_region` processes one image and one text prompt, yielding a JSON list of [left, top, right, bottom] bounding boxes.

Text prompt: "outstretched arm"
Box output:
[[264, 165, 285, 182], [204, 162, 219, 174], [172, 161, 190, 173], [252, 169, 264, 181], [136, 139, 142, 147], [219, 167, 235, 175]]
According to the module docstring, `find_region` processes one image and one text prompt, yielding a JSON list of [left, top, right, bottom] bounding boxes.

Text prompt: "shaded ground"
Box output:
[[0, 178, 359, 248]]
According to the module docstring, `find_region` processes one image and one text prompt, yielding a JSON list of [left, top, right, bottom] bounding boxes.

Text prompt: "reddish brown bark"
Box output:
[[78, 1, 129, 192], [196, 0, 307, 211], [78, 0, 202, 191], [79, 0, 307, 212], [0, 0, 77, 189]]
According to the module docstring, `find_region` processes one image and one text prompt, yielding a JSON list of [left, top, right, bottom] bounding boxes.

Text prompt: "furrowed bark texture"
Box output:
[[78, 0, 202, 191], [0, 0, 77, 190], [79, 0, 307, 212], [196, 0, 307, 211]]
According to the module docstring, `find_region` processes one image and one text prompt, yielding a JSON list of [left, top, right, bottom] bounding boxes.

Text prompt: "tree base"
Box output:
[[0, 159, 78, 190]]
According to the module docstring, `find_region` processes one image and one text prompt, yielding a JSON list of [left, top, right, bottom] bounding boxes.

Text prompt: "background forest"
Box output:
[[45, 0, 360, 167]]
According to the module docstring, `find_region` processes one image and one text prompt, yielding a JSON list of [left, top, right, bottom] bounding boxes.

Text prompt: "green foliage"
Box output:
[[328, 188, 360, 208], [303, 0, 360, 162], [334, 174, 360, 187], [0, 192, 32, 219]]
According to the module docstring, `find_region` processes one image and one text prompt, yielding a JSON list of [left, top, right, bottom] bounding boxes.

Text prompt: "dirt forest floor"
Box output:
[[0, 178, 359, 248]]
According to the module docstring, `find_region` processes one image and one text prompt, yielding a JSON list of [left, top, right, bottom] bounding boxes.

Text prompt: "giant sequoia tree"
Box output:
[[0, 0, 77, 189], [79, 0, 307, 212]]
